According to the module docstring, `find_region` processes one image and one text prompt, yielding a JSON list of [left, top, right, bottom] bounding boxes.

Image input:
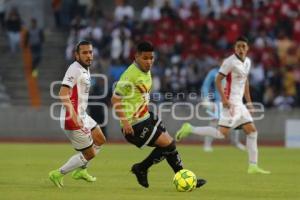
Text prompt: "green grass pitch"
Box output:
[[0, 143, 299, 200]]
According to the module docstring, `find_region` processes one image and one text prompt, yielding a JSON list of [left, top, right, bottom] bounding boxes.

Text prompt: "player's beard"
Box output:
[[236, 52, 245, 61], [239, 53, 246, 60], [77, 57, 92, 68]]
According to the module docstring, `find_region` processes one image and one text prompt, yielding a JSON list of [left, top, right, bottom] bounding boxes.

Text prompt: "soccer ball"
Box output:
[[173, 169, 197, 192]]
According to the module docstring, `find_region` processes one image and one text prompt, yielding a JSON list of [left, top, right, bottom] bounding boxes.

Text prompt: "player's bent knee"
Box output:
[[162, 140, 176, 153], [155, 132, 173, 147], [249, 126, 257, 133], [92, 128, 106, 145], [84, 152, 95, 161], [82, 154, 94, 161], [221, 131, 229, 138], [243, 123, 257, 134], [101, 134, 107, 143], [94, 135, 106, 146], [218, 127, 230, 138]]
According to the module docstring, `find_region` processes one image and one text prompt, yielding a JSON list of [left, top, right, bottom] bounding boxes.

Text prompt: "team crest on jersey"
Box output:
[[67, 76, 74, 82]]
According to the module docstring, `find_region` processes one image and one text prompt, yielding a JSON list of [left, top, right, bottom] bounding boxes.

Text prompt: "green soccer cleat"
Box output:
[[72, 168, 97, 182], [247, 164, 271, 174], [49, 169, 64, 188], [175, 123, 192, 141]]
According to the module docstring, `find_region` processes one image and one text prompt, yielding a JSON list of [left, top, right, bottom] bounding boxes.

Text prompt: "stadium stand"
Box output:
[[0, 75, 10, 107], [0, 0, 299, 144], [62, 0, 300, 108], [1, 0, 299, 108]]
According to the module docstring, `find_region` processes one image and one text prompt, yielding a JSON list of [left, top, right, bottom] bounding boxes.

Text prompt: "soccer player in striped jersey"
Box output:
[[111, 41, 206, 188], [176, 36, 270, 174], [49, 41, 106, 188]]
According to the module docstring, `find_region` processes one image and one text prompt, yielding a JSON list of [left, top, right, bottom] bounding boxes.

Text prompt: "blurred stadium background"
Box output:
[[0, 0, 299, 146], [1, 1, 300, 200]]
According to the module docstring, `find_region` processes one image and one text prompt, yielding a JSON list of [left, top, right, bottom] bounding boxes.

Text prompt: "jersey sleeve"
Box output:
[[61, 65, 80, 88], [114, 72, 133, 97], [219, 59, 233, 76]]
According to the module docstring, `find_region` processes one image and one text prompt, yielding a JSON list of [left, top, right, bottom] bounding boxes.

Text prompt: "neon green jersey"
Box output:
[[114, 62, 152, 126]]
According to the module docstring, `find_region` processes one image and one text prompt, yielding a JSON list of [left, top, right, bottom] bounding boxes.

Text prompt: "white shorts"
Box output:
[[64, 115, 97, 150], [218, 104, 253, 129]]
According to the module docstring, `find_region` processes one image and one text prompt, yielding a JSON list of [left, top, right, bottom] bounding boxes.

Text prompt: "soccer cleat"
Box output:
[[247, 164, 271, 174], [131, 163, 149, 188], [175, 123, 192, 141], [49, 169, 64, 188], [196, 178, 207, 188], [72, 168, 97, 182]]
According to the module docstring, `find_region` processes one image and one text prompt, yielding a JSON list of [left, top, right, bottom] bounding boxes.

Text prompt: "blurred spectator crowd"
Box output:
[[1, 1, 44, 77], [55, 0, 300, 109], [1, 0, 300, 109]]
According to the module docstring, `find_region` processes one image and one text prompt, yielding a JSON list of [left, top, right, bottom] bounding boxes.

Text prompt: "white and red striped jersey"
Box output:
[[60, 61, 91, 130], [219, 54, 251, 106]]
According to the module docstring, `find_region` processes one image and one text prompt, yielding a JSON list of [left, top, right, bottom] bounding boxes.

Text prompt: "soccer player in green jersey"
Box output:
[[111, 41, 206, 188]]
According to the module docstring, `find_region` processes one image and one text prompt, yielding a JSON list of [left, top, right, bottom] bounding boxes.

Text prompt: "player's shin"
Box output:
[[138, 141, 183, 172], [203, 136, 214, 152], [162, 141, 183, 173], [246, 131, 258, 164], [138, 147, 166, 171]]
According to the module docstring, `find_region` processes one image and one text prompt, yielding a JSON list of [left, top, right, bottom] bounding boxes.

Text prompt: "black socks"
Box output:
[[139, 140, 183, 173]]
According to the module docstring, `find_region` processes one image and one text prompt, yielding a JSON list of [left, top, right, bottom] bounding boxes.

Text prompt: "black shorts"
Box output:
[[124, 112, 166, 148]]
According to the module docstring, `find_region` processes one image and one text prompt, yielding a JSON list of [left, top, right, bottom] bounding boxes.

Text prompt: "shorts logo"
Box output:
[[140, 127, 149, 139]]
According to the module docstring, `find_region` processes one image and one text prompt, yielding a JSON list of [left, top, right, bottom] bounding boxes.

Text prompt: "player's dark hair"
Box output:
[[75, 40, 92, 53], [136, 41, 154, 52], [235, 36, 249, 44]]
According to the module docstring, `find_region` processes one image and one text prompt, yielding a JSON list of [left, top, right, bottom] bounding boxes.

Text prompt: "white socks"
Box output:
[[204, 136, 213, 147], [191, 126, 225, 139], [232, 130, 240, 143], [246, 131, 258, 165], [60, 153, 88, 174], [191, 125, 258, 165]]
